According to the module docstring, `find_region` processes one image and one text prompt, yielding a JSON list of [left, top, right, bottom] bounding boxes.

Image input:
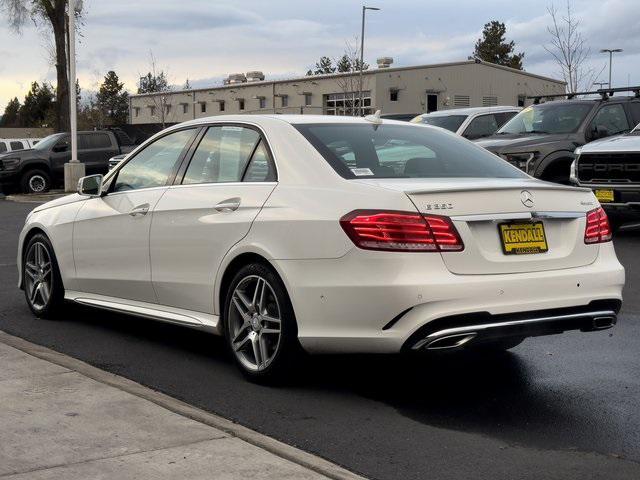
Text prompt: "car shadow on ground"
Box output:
[[49, 302, 633, 459]]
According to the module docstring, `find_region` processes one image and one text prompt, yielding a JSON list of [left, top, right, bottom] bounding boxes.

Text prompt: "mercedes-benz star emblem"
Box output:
[[520, 190, 534, 208]]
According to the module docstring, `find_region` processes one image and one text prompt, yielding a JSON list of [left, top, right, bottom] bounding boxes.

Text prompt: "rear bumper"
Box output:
[[273, 243, 625, 354], [404, 300, 619, 351]]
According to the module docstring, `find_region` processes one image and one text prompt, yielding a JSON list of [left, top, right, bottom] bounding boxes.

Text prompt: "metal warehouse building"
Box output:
[[128, 58, 566, 124]]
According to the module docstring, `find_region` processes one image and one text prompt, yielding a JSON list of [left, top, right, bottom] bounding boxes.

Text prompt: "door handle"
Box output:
[[129, 204, 150, 216], [215, 198, 241, 212]]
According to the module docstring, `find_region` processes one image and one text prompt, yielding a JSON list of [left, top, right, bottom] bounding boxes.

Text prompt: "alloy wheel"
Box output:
[[24, 242, 53, 311], [28, 175, 46, 193], [228, 275, 282, 372]]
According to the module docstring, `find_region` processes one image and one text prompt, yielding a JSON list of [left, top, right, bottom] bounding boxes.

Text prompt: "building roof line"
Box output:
[[130, 59, 565, 99]]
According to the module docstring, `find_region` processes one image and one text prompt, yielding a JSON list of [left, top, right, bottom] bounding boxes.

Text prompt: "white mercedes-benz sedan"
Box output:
[[18, 114, 625, 381]]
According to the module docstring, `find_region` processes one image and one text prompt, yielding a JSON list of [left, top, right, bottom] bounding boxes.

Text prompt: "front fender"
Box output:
[[533, 150, 577, 178]]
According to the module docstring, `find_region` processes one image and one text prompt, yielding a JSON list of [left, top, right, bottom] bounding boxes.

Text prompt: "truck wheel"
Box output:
[[21, 169, 51, 194]]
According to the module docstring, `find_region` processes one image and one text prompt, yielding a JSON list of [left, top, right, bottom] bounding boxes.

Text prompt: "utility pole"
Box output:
[[359, 6, 380, 116], [600, 48, 623, 89], [64, 0, 85, 192]]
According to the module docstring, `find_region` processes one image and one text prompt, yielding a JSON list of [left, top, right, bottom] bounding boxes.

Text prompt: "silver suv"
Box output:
[[411, 106, 520, 140]]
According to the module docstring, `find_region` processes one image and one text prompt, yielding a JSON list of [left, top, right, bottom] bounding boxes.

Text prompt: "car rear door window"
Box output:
[[113, 128, 196, 192], [494, 111, 518, 127], [626, 102, 640, 127], [0, 142, 7, 153], [243, 140, 276, 182], [182, 125, 261, 184], [10, 141, 25, 150]]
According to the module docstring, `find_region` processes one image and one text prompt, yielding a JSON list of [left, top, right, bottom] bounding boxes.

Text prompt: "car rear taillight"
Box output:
[[584, 207, 612, 244], [340, 210, 464, 252]]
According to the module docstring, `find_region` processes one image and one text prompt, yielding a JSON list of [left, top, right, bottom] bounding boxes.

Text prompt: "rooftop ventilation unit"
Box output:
[[377, 57, 394, 68], [246, 71, 265, 82], [226, 73, 247, 85]]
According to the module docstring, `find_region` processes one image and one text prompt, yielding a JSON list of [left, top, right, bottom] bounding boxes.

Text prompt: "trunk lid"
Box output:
[[355, 178, 599, 274]]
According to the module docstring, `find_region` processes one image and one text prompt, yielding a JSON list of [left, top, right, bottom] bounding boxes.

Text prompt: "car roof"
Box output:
[[419, 106, 521, 118], [177, 114, 414, 128]]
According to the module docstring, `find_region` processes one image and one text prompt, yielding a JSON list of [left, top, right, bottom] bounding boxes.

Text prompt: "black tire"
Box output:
[[222, 262, 302, 383], [22, 233, 65, 318], [20, 169, 51, 194]]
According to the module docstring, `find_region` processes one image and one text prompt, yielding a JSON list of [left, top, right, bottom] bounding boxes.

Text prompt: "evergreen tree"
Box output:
[[473, 21, 524, 70], [183, 78, 192, 90], [306, 56, 336, 76], [0, 97, 21, 127], [18, 82, 55, 127], [137, 71, 170, 93], [336, 55, 352, 73], [96, 71, 129, 126]]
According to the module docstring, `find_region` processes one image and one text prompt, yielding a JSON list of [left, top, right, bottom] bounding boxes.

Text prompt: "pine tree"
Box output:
[[183, 79, 192, 90], [306, 56, 336, 76], [474, 21, 524, 70], [336, 55, 352, 73], [18, 82, 55, 127], [0, 97, 21, 127], [96, 71, 129, 126]]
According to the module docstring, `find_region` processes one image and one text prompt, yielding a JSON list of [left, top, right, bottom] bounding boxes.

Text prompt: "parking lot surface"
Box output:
[[1, 199, 639, 480]]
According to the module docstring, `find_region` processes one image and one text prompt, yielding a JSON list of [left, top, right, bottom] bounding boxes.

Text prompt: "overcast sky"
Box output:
[[0, 0, 638, 111]]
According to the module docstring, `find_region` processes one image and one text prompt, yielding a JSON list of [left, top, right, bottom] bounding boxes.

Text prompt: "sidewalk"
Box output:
[[1, 190, 68, 203], [0, 332, 363, 480]]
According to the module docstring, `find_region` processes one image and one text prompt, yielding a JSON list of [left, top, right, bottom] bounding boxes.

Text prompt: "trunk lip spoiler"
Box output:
[[451, 211, 585, 222], [405, 184, 592, 195]]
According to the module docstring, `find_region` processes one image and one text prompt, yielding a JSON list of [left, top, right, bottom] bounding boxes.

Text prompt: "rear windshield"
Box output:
[[295, 123, 527, 179], [417, 115, 467, 132]]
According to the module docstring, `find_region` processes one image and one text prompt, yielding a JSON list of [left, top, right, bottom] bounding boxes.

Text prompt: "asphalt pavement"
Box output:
[[1, 199, 639, 480]]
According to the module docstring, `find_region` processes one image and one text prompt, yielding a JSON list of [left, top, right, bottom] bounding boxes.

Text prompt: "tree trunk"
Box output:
[[52, 1, 69, 132]]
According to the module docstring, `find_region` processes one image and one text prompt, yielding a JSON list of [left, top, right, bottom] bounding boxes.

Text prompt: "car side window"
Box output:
[[494, 111, 517, 127], [113, 128, 196, 192], [0, 142, 7, 153], [590, 104, 630, 137], [182, 125, 261, 184], [243, 140, 276, 182], [463, 114, 499, 139], [10, 141, 24, 150], [627, 102, 640, 126]]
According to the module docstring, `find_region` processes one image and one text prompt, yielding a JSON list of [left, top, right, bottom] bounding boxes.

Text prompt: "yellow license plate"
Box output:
[[499, 222, 548, 255], [594, 189, 614, 203]]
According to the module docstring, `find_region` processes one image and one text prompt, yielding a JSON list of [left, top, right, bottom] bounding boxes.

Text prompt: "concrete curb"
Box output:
[[0, 330, 366, 480], [2, 191, 68, 203]]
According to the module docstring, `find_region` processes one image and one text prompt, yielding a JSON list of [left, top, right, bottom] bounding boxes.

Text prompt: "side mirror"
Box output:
[[77, 174, 104, 197], [53, 144, 69, 153], [592, 125, 610, 140]]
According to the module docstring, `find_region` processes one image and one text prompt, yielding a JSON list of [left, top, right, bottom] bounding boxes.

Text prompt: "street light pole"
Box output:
[[600, 48, 623, 89], [64, 0, 85, 192], [359, 6, 380, 116]]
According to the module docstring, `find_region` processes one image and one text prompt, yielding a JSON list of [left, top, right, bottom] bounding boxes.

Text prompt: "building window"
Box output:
[[149, 105, 156, 117], [281, 95, 288, 108], [482, 96, 498, 107], [324, 91, 372, 116], [219, 100, 225, 112], [238, 99, 245, 110], [182, 103, 188, 114], [304, 93, 312, 106], [390, 89, 399, 102], [200, 102, 207, 113], [259, 97, 266, 109], [134, 107, 140, 117], [517, 94, 526, 107], [165, 104, 171, 115]]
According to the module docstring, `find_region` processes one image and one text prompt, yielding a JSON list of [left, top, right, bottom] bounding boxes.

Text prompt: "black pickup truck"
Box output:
[[0, 130, 135, 193], [475, 87, 640, 184]]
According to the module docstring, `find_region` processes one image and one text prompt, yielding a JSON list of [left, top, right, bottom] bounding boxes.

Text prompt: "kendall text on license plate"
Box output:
[[499, 222, 548, 255], [594, 189, 614, 203]]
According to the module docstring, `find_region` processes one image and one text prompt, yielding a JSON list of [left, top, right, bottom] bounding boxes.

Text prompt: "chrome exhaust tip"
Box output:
[[421, 332, 477, 350], [592, 315, 616, 330]]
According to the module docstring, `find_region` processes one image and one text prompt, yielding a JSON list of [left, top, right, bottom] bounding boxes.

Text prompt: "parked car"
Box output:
[[380, 113, 421, 122], [18, 115, 624, 382], [0, 138, 42, 153], [571, 123, 640, 229], [0, 130, 135, 193], [410, 106, 521, 139], [475, 87, 640, 183]]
